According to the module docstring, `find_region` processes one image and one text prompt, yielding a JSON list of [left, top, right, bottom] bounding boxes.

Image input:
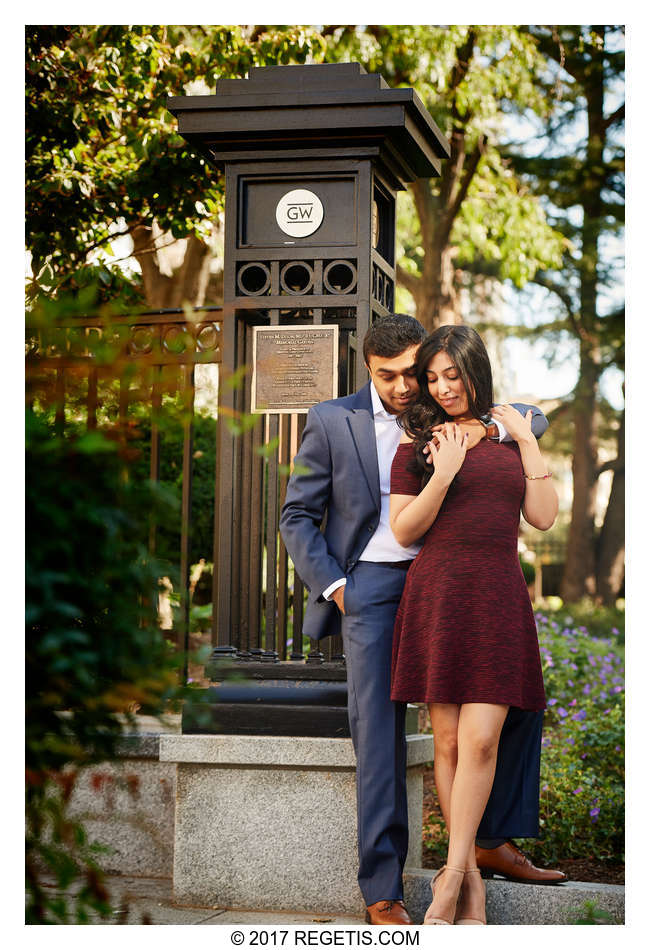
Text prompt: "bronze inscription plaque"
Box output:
[[252, 325, 338, 413]]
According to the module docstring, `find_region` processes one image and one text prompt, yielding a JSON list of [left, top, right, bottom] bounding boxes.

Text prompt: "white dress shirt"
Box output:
[[322, 382, 421, 600]]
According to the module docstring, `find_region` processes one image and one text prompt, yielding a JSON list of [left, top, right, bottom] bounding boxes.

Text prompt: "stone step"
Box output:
[[404, 868, 624, 925]]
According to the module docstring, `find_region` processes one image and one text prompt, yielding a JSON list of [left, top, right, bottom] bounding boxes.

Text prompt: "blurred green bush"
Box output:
[[26, 408, 180, 922]]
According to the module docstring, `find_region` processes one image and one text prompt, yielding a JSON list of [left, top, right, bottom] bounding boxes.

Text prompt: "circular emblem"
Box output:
[[275, 189, 324, 238]]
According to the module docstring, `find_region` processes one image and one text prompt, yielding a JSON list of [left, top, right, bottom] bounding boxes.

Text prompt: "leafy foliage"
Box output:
[[25, 383, 183, 921], [26, 25, 327, 299], [329, 26, 566, 322]]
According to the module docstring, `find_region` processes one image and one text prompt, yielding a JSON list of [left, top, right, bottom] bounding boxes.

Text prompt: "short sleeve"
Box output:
[[390, 442, 422, 496]]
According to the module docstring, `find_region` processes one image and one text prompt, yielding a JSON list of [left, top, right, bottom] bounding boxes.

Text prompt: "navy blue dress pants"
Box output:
[[341, 562, 409, 905]]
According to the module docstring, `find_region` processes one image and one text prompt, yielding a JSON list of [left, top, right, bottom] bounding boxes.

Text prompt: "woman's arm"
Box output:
[[491, 405, 558, 531], [390, 427, 468, 547]]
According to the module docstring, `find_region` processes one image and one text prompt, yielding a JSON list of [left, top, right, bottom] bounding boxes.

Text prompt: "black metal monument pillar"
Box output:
[[169, 63, 449, 686]]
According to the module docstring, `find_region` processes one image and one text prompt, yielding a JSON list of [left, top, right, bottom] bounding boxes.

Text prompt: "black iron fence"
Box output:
[[26, 306, 343, 674]]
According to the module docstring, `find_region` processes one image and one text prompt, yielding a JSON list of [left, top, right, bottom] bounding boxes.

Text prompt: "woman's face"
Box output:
[[425, 350, 470, 416]]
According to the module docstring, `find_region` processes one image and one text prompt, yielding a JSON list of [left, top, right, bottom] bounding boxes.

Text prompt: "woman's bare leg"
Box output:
[[428, 703, 460, 831], [427, 702, 508, 923]]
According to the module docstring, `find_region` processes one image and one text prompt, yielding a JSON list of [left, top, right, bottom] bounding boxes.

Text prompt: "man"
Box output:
[[280, 314, 565, 925]]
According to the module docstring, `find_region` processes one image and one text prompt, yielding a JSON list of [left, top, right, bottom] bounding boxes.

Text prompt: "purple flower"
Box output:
[[581, 753, 587, 759], [615, 745, 621, 752], [573, 786, 583, 795], [583, 684, 592, 694], [557, 707, 568, 718], [547, 698, 558, 706], [590, 807, 600, 821], [572, 710, 587, 722], [569, 699, 577, 707]]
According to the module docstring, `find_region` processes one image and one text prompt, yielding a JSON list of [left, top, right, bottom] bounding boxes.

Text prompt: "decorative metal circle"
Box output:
[[196, 322, 220, 351], [323, 260, 357, 295], [280, 261, 314, 296], [129, 325, 155, 355], [237, 262, 271, 296], [275, 188, 324, 238], [162, 325, 190, 354]]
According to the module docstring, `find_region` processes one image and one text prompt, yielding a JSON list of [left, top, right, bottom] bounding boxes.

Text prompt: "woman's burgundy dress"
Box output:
[[390, 439, 546, 710]]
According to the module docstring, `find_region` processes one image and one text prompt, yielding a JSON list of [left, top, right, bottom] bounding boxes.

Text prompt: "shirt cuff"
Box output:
[[491, 418, 509, 442], [323, 578, 346, 601]]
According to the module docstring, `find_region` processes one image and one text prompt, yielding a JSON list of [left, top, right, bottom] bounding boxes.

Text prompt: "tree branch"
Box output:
[[445, 134, 487, 237], [396, 263, 421, 299], [604, 103, 625, 130]]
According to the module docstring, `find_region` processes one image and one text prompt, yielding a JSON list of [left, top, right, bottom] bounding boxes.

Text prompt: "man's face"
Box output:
[[366, 345, 420, 415]]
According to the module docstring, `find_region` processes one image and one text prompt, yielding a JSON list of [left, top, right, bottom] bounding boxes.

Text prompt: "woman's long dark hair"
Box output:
[[400, 325, 494, 480]]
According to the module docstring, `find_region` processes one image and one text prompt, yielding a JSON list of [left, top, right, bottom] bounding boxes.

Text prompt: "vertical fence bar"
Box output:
[[119, 374, 129, 430], [179, 364, 195, 679], [238, 343, 254, 655], [276, 413, 290, 659], [87, 367, 98, 431], [290, 414, 306, 660], [54, 368, 65, 435], [264, 413, 280, 655], [149, 365, 162, 557], [248, 411, 264, 653]]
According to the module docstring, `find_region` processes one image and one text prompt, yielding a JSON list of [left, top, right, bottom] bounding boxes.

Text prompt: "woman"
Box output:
[[389, 325, 557, 925]]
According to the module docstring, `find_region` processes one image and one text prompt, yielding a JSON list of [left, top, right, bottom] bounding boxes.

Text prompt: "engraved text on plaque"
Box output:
[[252, 325, 338, 413]]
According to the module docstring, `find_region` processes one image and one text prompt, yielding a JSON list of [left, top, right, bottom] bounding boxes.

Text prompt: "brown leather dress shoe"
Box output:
[[475, 841, 567, 884], [365, 899, 412, 925]]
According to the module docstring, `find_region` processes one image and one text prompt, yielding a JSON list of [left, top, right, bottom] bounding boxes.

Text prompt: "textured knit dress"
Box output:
[[390, 439, 546, 711]]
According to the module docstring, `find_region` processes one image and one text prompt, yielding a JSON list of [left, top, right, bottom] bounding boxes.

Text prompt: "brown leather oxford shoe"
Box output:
[[365, 899, 413, 925], [476, 841, 567, 884]]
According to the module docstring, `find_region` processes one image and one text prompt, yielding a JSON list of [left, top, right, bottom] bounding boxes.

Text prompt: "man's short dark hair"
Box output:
[[362, 313, 426, 364]]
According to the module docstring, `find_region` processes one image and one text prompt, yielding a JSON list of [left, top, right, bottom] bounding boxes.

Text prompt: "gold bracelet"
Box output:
[[525, 472, 552, 480]]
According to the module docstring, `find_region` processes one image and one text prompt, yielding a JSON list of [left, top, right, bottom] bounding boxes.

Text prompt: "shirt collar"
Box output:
[[370, 380, 398, 421]]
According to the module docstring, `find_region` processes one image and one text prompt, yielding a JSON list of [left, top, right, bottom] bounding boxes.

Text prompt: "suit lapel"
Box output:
[[346, 383, 381, 511]]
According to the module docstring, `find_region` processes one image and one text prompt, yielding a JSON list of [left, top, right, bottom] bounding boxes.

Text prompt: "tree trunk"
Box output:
[[596, 411, 625, 604], [560, 30, 607, 604], [561, 347, 600, 602], [132, 222, 212, 309]]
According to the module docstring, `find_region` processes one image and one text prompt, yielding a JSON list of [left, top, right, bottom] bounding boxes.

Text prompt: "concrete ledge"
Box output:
[[160, 732, 433, 769], [404, 868, 625, 924]]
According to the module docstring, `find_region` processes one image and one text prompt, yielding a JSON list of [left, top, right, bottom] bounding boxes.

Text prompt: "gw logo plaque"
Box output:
[[275, 188, 324, 238]]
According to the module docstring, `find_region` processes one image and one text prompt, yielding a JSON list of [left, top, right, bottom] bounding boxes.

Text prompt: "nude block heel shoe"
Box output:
[[454, 867, 487, 925], [422, 865, 465, 925]]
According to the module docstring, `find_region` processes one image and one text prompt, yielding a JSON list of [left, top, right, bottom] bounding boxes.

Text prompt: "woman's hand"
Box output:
[[423, 421, 483, 464], [428, 423, 468, 483], [491, 405, 535, 445]]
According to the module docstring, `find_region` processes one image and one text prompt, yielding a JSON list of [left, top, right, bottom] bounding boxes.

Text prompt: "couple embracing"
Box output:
[[280, 314, 565, 926]]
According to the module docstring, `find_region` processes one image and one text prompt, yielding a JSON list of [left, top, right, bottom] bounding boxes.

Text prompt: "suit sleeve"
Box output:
[[501, 402, 549, 441], [279, 406, 346, 600]]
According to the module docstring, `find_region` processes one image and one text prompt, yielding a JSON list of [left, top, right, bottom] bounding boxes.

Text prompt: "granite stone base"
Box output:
[[159, 733, 433, 915], [66, 731, 179, 878]]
